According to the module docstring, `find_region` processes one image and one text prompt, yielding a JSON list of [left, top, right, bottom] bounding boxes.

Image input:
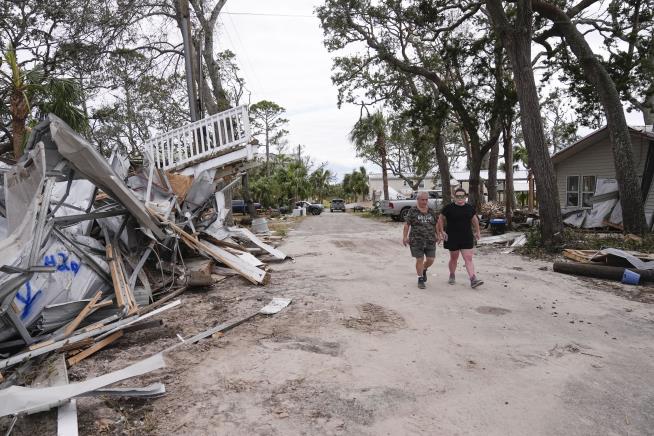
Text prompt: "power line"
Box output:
[[219, 15, 267, 98], [222, 12, 315, 18]]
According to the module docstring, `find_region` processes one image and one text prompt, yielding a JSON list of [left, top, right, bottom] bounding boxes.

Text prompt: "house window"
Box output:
[[566, 176, 579, 207], [419, 181, 425, 188], [582, 176, 596, 207]]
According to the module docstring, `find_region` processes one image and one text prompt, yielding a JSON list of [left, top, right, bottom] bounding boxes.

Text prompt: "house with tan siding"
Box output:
[[551, 126, 654, 227]]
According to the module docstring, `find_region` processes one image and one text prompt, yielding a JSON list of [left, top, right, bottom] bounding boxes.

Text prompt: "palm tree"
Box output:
[[349, 112, 390, 200], [309, 166, 332, 203], [1, 47, 87, 158]]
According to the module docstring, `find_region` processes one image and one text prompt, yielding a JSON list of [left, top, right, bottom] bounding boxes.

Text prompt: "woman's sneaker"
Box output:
[[448, 275, 455, 285], [418, 277, 426, 289], [470, 277, 484, 288]]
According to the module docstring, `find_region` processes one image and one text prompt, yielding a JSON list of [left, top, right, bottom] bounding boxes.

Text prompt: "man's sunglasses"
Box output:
[[454, 194, 466, 198]]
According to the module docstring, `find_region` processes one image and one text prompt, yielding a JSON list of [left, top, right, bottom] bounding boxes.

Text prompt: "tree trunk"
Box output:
[[487, 140, 499, 201], [435, 133, 452, 204], [468, 147, 482, 210], [10, 91, 28, 159], [533, 0, 647, 235], [643, 93, 654, 126], [487, 0, 563, 246], [378, 137, 390, 200], [242, 172, 257, 218], [503, 124, 515, 226]]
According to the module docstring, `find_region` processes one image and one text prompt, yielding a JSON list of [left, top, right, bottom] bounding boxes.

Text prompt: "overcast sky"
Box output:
[[219, 0, 368, 181], [218, 1, 645, 181]]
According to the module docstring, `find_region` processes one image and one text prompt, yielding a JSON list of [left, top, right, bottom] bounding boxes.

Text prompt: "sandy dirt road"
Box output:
[[13, 211, 654, 435]]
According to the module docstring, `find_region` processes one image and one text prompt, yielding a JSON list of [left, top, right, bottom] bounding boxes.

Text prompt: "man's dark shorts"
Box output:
[[410, 239, 436, 258]]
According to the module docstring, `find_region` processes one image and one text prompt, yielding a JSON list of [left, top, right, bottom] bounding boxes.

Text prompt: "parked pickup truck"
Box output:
[[232, 199, 262, 214], [295, 201, 324, 215], [380, 191, 442, 221]]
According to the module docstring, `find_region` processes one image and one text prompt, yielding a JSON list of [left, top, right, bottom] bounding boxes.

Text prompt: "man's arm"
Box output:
[[472, 214, 481, 240], [403, 222, 410, 246]]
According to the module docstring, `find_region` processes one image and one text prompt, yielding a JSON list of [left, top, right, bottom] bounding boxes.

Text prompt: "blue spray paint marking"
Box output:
[[15, 281, 43, 320], [56, 252, 70, 272], [43, 251, 81, 276]]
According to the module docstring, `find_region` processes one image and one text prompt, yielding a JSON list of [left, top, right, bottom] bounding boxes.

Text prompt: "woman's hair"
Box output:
[[454, 188, 467, 195]]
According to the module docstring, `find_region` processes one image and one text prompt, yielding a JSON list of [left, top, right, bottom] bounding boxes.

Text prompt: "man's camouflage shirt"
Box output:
[[406, 206, 439, 244]]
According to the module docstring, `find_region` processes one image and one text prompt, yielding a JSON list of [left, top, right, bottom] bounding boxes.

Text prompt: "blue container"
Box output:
[[622, 269, 640, 285]]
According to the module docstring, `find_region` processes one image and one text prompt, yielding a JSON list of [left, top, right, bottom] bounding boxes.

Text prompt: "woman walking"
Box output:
[[437, 188, 483, 288]]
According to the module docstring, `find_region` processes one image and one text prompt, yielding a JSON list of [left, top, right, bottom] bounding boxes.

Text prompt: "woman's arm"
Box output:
[[472, 214, 481, 240], [438, 214, 447, 242]]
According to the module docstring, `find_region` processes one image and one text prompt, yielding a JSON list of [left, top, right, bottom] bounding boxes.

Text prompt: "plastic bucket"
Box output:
[[622, 269, 640, 285], [251, 217, 269, 234]]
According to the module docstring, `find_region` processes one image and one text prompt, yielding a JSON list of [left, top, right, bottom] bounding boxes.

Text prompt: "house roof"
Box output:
[[450, 170, 530, 181], [551, 125, 654, 165]]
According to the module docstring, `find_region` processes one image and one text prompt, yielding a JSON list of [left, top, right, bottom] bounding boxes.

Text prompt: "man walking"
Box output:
[[438, 188, 483, 288], [402, 191, 439, 289]]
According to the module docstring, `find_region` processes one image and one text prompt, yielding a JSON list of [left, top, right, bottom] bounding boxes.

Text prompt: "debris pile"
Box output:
[[0, 113, 289, 386], [554, 247, 654, 284]]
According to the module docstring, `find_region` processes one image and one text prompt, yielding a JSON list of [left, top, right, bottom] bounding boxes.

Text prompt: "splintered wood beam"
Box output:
[[67, 331, 124, 367], [63, 291, 103, 338]]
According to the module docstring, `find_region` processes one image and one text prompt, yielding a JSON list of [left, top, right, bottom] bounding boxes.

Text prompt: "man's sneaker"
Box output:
[[448, 275, 455, 285], [470, 278, 484, 288], [422, 269, 428, 282], [418, 277, 426, 289]]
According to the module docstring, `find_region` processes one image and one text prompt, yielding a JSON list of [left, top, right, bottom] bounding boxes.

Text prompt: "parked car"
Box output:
[[380, 190, 441, 221], [330, 198, 346, 212], [232, 199, 262, 214], [295, 201, 323, 215]]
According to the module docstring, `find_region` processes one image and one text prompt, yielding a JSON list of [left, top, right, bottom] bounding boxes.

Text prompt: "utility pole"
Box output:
[[178, 0, 199, 122]]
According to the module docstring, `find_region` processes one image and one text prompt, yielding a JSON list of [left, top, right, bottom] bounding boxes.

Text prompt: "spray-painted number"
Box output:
[[44, 252, 80, 275], [15, 281, 43, 320]]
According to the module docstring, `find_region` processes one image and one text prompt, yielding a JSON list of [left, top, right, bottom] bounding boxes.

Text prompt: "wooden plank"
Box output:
[[563, 249, 590, 263], [106, 243, 126, 308], [602, 220, 624, 231], [59, 338, 94, 353], [28, 338, 55, 351], [63, 291, 103, 337], [625, 233, 643, 243], [67, 331, 124, 367]]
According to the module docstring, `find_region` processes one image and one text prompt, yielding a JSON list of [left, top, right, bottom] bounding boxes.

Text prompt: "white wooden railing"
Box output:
[[143, 105, 251, 171]]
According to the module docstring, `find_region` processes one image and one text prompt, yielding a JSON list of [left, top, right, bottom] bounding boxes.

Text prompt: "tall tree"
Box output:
[[486, 0, 564, 245], [318, 0, 505, 207], [249, 100, 289, 175], [533, 0, 647, 234], [349, 111, 390, 200]]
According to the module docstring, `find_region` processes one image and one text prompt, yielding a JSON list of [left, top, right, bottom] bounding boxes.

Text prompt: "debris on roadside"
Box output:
[[555, 247, 654, 285], [0, 109, 294, 429]]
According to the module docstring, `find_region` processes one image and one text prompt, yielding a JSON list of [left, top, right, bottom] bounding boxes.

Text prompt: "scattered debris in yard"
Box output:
[[556, 247, 654, 285], [0, 110, 294, 430]]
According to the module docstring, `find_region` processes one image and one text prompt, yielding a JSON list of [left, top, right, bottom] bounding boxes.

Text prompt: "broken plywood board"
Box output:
[[185, 258, 214, 276], [228, 227, 288, 260], [165, 172, 194, 202]]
